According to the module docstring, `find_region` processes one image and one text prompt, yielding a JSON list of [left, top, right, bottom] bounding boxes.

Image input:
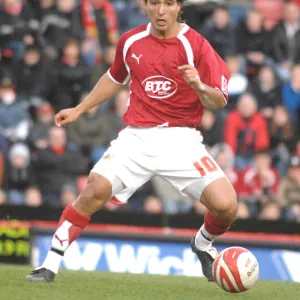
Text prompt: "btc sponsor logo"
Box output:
[[142, 76, 177, 99]]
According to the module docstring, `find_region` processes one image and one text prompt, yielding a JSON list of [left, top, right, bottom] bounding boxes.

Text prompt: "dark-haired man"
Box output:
[[26, 0, 236, 283]]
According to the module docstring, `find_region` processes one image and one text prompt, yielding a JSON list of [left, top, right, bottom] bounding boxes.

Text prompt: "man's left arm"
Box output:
[[179, 37, 231, 110], [178, 65, 227, 110]]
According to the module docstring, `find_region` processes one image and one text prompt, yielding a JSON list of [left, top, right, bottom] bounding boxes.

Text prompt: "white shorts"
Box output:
[[91, 126, 226, 205]]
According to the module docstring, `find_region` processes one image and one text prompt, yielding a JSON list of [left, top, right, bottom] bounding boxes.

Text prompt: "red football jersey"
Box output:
[[108, 23, 231, 128], [238, 167, 280, 197]]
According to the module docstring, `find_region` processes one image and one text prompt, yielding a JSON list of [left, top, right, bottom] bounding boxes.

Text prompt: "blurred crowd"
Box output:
[[0, 0, 300, 222]]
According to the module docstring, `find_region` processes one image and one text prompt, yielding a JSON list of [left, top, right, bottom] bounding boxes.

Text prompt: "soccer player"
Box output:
[[26, 0, 237, 282]]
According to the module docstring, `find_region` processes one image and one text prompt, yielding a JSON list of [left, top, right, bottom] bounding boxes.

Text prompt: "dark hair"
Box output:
[[255, 149, 270, 157], [177, 0, 185, 22], [25, 44, 40, 53], [64, 38, 80, 49], [143, 0, 186, 22], [214, 4, 229, 12]]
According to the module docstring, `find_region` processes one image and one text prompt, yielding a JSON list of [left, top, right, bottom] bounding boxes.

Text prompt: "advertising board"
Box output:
[[32, 235, 300, 281]]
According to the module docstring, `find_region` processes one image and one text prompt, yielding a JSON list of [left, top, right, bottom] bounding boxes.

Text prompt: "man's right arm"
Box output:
[[77, 30, 130, 116], [55, 32, 129, 127], [76, 74, 123, 115], [55, 73, 124, 127]]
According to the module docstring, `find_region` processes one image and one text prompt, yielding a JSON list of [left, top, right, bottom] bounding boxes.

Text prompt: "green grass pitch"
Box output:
[[0, 264, 299, 300]]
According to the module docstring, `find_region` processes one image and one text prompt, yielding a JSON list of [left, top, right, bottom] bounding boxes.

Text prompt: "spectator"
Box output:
[[143, 195, 163, 214], [85, 0, 119, 47], [80, 0, 119, 67], [199, 109, 224, 149], [0, 78, 30, 143], [282, 64, 300, 122], [24, 186, 42, 207], [237, 201, 250, 219], [0, 0, 39, 63], [224, 93, 270, 169], [209, 143, 240, 193], [270, 2, 300, 80], [39, 0, 85, 60], [3, 143, 35, 205], [48, 39, 91, 111], [226, 55, 248, 109], [182, 0, 217, 32], [99, 88, 128, 128], [117, 0, 147, 35], [0, 188, 7, 205], [269, 106, 295, 176], [277, 156, 300, 221], [0, 151, 4, 186], [254, 0, 285, 31], [27, 0, 54, 21], [201, 5, 236, 59], [258, 200, 282, 221], [81, 0, 119, 78], [236, 9, 269, 78], [91, 43, 117, 91], [13, 45, 47, 103], [239, 150, 280, 216], [250, 66, 282, 120], [33, 126, 88, 207], [60, 183, 77, 207], [28, 101, 54, 150]]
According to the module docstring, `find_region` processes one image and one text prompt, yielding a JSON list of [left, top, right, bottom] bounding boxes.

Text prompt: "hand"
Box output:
[[246, 51, 264, 64], [55, 107, 81, 127], [178, 65, 205, 91]]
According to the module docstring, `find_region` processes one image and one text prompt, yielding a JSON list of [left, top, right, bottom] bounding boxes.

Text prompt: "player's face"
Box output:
[[145, 0, 181, 35]]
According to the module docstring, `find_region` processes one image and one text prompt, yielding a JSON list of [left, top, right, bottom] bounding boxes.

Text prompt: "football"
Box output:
[[212, 246, 259, 293]]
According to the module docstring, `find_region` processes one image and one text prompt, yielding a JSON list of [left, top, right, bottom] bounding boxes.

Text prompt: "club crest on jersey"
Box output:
[[142, 75, 178, 99]]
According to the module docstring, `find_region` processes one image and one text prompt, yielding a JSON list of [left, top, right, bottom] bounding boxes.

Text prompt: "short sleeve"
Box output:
[[196, 38, 231, 103], [107, 34, 130, 85]]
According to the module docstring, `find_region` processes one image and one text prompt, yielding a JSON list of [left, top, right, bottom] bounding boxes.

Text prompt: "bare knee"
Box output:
[[73, 172, 112, 216], [217, 194, 238, 224], [215, 188, 237, 218], [201, 178, 238, 224]]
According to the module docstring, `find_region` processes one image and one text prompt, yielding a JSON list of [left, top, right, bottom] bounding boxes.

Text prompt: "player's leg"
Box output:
[[157, 128, 237, 281], [184, 177, 237, 281], [26, 127, 154, 282], [25, 172, 125, 282], [197, 178, 237, 242]]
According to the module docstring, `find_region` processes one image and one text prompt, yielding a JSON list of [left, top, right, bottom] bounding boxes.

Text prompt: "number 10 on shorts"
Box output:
[[193, 156, 218, 176]]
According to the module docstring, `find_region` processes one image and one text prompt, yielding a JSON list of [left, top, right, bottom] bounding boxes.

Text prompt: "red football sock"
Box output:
[[52, 204, 90, 252], [42, 205, 90, 273], [204, 211, 231, 236]]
